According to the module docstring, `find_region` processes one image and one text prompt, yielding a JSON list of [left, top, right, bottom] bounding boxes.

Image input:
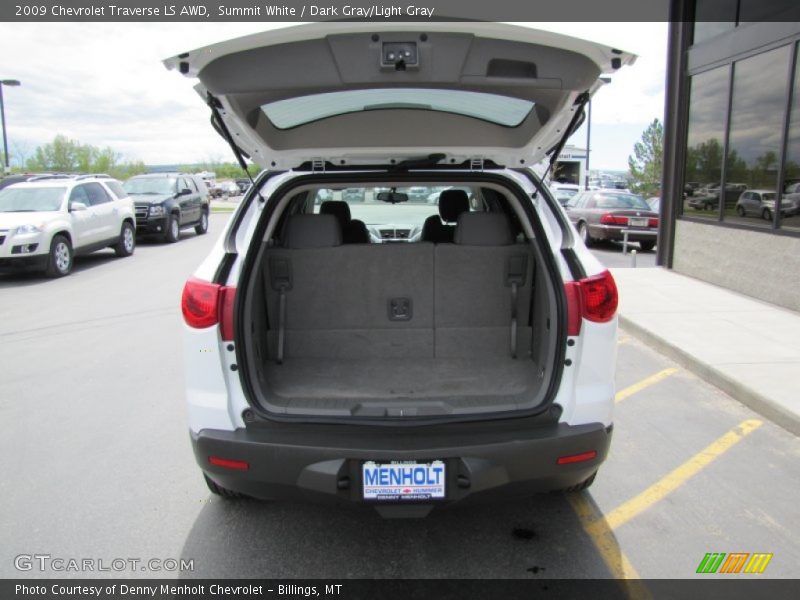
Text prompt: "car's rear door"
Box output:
[[164, 23, 635, 170]]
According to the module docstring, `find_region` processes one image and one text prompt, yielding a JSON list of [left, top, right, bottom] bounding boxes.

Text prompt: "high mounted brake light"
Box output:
[[564, 270, 618, 336]]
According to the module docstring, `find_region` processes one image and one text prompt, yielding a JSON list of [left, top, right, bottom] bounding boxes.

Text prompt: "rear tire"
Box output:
[[204, 474, 245, 499], [45, 235, 73, 278], [639, 240, 656, 252], [114, 222, 135, 257], [164, 213, 180, 243], [736, 205, 746, 217], [579, 222, 594, 248], [561, 471, 597, 493], [195, 210, 209, 235]]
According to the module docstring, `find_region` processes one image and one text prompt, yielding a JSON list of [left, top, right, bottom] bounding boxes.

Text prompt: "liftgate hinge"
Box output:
[[311, 158, 326, 173]]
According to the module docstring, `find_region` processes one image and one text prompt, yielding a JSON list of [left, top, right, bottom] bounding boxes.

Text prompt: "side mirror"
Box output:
[[178, 188, 192, 196], [70, 202, 87, 212]]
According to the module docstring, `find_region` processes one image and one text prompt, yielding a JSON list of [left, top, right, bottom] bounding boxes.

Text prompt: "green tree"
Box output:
[[627, 119, 664, 197], [24, 135, 145, 180]]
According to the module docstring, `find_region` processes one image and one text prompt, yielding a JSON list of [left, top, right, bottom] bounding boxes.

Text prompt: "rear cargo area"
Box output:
[[240, 184, 559, 418]]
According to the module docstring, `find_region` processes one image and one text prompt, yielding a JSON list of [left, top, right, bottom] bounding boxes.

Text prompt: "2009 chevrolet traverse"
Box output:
[[167, 22, 633, 516]]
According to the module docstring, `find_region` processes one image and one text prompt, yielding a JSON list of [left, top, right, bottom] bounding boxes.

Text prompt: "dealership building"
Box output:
[[659, 1, 800, 311]]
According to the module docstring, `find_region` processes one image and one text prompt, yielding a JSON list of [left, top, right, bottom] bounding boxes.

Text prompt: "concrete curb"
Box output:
[[619, 314, 800, 437]]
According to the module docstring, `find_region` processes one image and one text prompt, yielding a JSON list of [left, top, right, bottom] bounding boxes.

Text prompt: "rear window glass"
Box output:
[[594, 193, 651, 210], [263, 89, 534, 129]]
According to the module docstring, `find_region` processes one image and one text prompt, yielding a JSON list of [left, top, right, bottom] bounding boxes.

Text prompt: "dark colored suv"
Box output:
[[124, 173, 210, 242]]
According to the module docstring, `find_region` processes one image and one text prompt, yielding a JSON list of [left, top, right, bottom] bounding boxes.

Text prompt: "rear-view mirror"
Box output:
[[377, 191, 408, 204]]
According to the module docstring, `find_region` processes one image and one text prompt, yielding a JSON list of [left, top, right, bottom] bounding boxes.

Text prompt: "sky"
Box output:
[[0, 22, 667, 172]]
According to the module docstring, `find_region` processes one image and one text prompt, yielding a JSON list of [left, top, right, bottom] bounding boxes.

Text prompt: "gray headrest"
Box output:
[[283, 214, 342, 249], [454, 213, 514, 246], [439, 189, 470, 223], [319, 200, 351, 229]]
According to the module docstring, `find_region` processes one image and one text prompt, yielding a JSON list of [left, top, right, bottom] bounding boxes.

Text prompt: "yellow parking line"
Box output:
[[567, 494, 651, 599], [615, 368, 678, 403], [599, 419, 762, 532]]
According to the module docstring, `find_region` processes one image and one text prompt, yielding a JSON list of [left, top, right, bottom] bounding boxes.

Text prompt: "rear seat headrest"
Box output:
[[439, 189, 470, 223], [283, 214, 342, 249], [454, 212, 514, 246], [319, 201, 351, 229]]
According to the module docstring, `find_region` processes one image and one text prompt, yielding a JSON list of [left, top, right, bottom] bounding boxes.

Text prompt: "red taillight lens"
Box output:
[[564, 270, 618, 336], [648, 217, 659, 228], [208, 456, 249, 471], [219, 286, 236, 341], [181, 278, 236, 340], [557, 450, 597, 465], [599, 213, 628, 225]]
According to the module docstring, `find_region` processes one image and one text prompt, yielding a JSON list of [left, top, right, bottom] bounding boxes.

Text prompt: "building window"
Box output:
[[682, 65, 730, 218], [724, 45, 792, 228], [693, 0, 737, 44], [782, 43, 800, 232]]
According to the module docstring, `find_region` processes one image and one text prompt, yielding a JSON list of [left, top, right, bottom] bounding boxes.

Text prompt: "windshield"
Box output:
[[124, 178, 177, 195], [595, 193, 651, 210], [264, 89, 534, 129], [0, 186, 66, 212]]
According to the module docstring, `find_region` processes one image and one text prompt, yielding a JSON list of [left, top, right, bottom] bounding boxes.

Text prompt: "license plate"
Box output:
[[362, 461, 446, 501], [628, 217, 648, 227]]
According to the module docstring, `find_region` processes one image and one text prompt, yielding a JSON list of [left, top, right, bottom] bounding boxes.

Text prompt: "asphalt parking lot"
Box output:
[[1, 213, 798, 583]]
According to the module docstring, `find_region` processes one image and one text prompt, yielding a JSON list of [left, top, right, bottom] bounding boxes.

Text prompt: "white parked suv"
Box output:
[[0, 174, 136, 277], [168, 23, 633, 516]]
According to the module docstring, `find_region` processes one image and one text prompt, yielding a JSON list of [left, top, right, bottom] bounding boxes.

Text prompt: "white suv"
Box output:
[[0, 175, 136, 277], [168, 23, 633, 516]]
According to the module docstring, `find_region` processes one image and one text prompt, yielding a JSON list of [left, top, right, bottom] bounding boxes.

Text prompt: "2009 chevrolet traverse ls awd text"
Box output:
[[168, 22, 633, 517]]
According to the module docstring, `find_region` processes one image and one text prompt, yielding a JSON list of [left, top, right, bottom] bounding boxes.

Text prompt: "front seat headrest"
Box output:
[[454, 213, 514, 246], [283, 214, 342, 249], [319, 200, 351, 229], [438, 189, 470, 223]]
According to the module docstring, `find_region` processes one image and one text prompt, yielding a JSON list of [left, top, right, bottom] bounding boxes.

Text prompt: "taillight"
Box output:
[[181, 277, 236, 341], [648, 217, 659, 228], [599, 213, 628, 225], [564, 270, 618, 336]]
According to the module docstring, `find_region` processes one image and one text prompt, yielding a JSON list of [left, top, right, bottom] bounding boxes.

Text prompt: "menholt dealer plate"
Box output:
[[362, 460, 446, 501]]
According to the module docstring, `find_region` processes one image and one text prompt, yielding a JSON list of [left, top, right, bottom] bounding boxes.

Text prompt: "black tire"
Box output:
[[45, 234, 73, 278], [195, 210, 209, 235], [204, 474, 245, 499], [114, 222, 136, 257], [736, 205, 746, 217], [639, 240, 656, 252], [762, 208, 772, 222], [561, 471, 597, 493], [164, 213, 180, 243], [579, 222, 594, 247]]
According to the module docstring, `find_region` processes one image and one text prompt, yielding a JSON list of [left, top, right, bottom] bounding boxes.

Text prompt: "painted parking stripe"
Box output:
[[615, 368, 678, 403], [567, 494, 652, 598], [598, 419, 763, 532]]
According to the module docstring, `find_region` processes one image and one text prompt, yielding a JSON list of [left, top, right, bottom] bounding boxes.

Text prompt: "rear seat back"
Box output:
[[435, 213, 533, 358], [264, 215, 434, 359], [263, 212, 532, 362]]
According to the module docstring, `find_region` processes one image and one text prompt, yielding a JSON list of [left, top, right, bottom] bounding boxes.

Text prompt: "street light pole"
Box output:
[[0, 79, 21, 175]]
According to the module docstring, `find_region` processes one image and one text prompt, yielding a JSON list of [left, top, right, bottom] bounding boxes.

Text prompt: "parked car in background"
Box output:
[[124, 173, 209, 243], [735, 189, 797, 220], [219, 181, 241, 197], [688, 183, 747, 210], [166, 22, 634, 511], [550, 183, 581, 207], [235, 178, 251, 194], [565, 190, 659, 251], [342, 188, 365, 202], [0, 174, 135, 277], [647, 196, 660, 212]]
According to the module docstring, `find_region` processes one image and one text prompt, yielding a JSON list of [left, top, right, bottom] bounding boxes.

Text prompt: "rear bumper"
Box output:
[[193, 419, 612, 512], [589, 224, 657, 242]]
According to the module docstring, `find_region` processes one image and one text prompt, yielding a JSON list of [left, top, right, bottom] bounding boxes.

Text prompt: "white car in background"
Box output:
[[167, 22, 634, 516], [0, 175, 136, 277]]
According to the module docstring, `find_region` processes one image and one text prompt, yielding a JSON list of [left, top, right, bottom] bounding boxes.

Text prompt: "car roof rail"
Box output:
[[26, 174, 73, 181], [74, 173, 113, 180]]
